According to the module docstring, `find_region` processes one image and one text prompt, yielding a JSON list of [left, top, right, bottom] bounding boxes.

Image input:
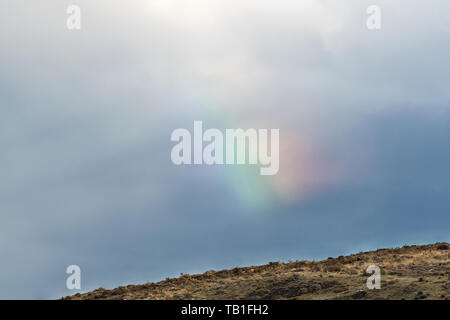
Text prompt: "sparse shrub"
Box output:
[[325, 265, 341, 272]]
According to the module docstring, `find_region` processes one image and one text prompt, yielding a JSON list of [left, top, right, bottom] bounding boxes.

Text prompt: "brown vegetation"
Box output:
[[63, 242, 449, 300]]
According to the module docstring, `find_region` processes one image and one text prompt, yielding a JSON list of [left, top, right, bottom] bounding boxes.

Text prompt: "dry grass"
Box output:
[[63, 242, 449, 300]]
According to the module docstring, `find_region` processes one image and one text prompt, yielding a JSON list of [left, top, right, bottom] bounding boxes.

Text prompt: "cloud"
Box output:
[[0, 0, 449, 298]]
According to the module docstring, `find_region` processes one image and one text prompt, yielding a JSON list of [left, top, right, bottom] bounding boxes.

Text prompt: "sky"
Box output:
[[0, 0, 449, 299]]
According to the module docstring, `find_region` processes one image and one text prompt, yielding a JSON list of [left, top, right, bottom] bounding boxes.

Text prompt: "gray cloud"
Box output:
[[0, 0, 449, 298]]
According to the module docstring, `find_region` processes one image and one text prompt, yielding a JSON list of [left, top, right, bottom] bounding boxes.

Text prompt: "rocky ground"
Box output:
[[63, 242, 449, 300]]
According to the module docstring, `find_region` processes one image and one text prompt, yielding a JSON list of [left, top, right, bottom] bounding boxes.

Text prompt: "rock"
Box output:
[[298, 287, 309, 294], [291, 274, 300, 281], [352, 289, 367, 299], [415, 291, 427, 300], [310, 284, 322, 292]]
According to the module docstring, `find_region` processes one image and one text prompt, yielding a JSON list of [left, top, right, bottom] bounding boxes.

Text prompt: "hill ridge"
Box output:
[[63, 242, 449, 300]]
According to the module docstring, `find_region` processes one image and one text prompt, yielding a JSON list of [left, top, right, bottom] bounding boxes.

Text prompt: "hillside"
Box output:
[[63, 242, 449, 300]]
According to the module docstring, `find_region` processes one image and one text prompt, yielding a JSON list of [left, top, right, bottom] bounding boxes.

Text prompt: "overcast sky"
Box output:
[[0, 0, 449, 299]]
